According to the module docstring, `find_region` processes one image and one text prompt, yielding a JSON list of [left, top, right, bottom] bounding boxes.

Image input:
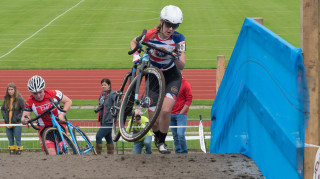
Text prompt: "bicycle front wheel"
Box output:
[[42, 127, 80, 155], [119, 67, 165, 142], [72, 127, 97, 155], [112, 72, 132, 142]]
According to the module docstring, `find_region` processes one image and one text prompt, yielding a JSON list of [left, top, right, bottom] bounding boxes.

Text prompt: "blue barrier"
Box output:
[[210, 17, 309, 179]]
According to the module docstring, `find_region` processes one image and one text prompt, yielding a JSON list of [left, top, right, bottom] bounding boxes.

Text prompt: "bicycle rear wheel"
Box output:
[[72, 127, 97, 155], [112, 72, 133, 142], [42, 127, 80, 155], [119, 67, 165, 142]]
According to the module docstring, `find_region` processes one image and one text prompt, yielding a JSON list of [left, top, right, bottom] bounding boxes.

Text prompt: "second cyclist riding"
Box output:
[[114, 29, 178, 142]]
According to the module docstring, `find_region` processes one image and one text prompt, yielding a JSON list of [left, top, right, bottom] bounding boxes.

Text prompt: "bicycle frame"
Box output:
[[49, 113, 94, 155], [48, 113, 69, 154]]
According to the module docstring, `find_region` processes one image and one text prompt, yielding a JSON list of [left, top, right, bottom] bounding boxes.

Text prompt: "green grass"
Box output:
[[67, 108, 211, 120], [0, 107, 210, 120], [70, 99, 213, 106], [0, 99, 212, 120], [0, 0, 300, 69]]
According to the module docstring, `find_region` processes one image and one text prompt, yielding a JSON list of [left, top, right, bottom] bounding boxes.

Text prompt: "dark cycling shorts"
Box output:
[[149, 66, 182, 109]]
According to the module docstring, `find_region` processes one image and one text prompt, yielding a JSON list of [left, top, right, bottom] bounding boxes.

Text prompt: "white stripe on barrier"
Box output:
[[78, 125, 199, 129], [0, 135, 211, 142], [305, 144, 320, 148], [0, 124, 23, 127], [0, 124, 199, 128]]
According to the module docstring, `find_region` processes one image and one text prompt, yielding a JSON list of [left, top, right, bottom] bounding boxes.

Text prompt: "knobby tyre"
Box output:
[[112, 72, 132, 142], [72, 127, 97, 155], [119, 67, 165, 142], [42, 127, 80, 155]]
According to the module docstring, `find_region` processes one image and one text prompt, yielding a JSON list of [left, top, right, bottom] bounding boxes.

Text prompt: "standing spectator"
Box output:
[[127, 109, 152, 154], [170, 77, 192, 154], [1, 83, 24, 155], [95, 78, 116, 154]]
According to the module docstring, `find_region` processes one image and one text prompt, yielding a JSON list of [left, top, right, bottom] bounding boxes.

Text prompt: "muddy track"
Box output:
[[0, 152, 263, 179]]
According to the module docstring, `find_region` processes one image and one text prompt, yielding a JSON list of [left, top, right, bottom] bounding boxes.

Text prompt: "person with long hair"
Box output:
[[1, 83, 24, 155], [130, 5, 186, 154], [94, 78, 116, 154]]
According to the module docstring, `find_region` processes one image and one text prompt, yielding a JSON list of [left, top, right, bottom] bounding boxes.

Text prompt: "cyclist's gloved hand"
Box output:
[[132, 52, 140, 64]]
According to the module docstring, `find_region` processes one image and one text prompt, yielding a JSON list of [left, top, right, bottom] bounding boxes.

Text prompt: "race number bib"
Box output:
[[178, 42, 186, 51], [55, 90, 63, 100]]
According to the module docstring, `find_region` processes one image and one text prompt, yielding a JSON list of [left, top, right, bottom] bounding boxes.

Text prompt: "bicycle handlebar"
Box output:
[[128, 29, 177, 69], [26, 98, 66, 130], [49, 98, 66, 113], [128, 29, 147, 55]]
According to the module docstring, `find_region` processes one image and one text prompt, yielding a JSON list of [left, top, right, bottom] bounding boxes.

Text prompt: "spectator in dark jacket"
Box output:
[[1, 83, 24, 155], [95, 78, 116, 154]]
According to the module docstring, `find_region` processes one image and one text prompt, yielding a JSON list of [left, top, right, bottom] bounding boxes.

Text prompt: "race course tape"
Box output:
[[0, 135, 211, 142]]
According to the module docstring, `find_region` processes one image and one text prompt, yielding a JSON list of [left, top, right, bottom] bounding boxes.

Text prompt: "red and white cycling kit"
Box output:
[[24, 89, 65, 152]]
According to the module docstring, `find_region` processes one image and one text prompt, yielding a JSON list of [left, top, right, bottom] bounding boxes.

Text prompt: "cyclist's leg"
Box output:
[[39, 127, 57, 155], [155, 67, 182, 153]]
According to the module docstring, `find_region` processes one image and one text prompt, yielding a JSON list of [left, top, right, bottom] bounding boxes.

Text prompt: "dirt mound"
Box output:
[[0, 152, 263, 179]]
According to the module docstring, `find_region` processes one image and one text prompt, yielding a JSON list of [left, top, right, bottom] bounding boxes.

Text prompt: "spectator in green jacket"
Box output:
[[127, 109, 152, 154]]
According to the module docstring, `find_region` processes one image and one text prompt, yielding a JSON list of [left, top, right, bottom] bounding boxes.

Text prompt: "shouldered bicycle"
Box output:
[[27, 98, 97, 155], [111, 29, 178, 142]]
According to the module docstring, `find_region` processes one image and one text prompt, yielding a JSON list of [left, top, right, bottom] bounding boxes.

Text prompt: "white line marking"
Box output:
[[0, 0, 85, 59]]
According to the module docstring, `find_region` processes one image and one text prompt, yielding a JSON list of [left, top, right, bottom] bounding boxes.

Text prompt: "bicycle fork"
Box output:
[[134, 54, 150, 107], [51, 114, 69, 154]]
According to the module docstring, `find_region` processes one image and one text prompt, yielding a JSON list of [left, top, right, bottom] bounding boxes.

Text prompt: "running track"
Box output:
[[0, 69, 216, 100]]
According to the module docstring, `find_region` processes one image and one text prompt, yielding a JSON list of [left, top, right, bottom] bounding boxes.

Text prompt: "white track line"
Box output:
[[0, 0, 85, 59]]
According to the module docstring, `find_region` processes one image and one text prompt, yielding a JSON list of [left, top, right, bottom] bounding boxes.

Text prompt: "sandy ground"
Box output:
[[0, 152, 264, 179]]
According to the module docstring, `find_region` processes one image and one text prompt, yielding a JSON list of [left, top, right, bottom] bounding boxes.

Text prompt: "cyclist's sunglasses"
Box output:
[[163, 21, 179, 29]]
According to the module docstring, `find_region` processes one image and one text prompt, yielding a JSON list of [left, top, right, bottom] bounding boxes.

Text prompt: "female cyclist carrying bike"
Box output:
[[130, 5, 186, 154], [21, 75, 72, 155]]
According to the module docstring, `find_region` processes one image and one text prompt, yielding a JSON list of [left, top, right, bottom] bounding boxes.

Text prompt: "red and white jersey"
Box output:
[[143, 28, 186, 71], [24, 90, 63, 127]]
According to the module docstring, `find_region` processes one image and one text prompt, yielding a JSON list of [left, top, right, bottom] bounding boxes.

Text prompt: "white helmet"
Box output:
[[160, 5, 183, 24], [28, 75, 45, 93]]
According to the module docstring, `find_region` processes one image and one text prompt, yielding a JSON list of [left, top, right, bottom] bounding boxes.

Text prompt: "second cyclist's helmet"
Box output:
[[28, 75, 45, 93], [160, 5, 183, 24]]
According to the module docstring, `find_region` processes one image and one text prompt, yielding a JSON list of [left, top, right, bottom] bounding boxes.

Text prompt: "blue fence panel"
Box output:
[[210, 17, 309, 179]]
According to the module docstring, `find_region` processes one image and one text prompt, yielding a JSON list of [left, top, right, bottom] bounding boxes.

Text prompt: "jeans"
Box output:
[[5, 126, 22, 147], [170, 114, 188, 154], [96, 123, 113, 144], [133, 136, 152, 154]]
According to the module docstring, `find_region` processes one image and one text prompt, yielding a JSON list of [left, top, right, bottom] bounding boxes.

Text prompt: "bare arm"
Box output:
[[175, 51, 186, 70], [58, 94, 72, 122], [130, 37, 139, 50]]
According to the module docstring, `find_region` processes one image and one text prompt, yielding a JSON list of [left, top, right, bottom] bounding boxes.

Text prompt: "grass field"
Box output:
[[0, 99, 213, 120], [0, 0, 300, 69]]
